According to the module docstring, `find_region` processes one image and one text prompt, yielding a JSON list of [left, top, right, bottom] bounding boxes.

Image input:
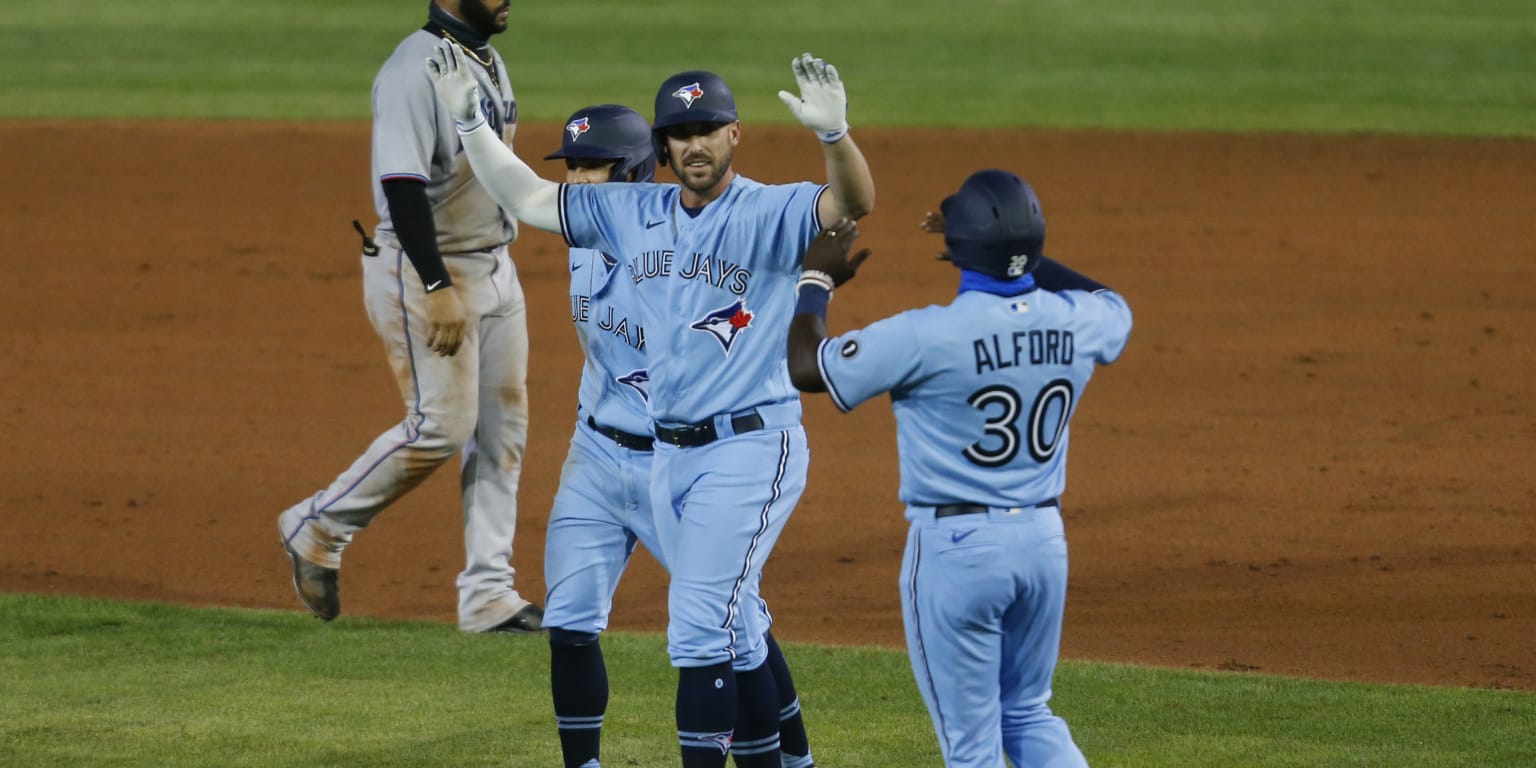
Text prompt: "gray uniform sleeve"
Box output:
[[372, 58, 438, 183], [368, 33, 518, 253]]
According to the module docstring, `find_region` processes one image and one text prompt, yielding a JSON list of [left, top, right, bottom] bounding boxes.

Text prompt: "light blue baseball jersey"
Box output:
[[817, 286, 1132, 509], [559, 178, 826, 424], [569, 247, 651, 435]]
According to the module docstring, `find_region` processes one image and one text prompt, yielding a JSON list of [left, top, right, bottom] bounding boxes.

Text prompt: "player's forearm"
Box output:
[[381, 179, 453, 292], [822, 134, 875, 221], [787, 315, 829, 393], [458, 122, 561, 232], [788, 279, 832, 392]]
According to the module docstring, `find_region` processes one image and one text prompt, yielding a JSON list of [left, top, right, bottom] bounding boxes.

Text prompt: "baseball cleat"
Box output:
[[484, 603, 545, 634], [283, 542, 340, 621]]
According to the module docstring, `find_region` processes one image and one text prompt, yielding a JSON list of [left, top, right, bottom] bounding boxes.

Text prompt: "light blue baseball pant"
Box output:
[[651, 425, 809, 671], [542, 417, 664, 634], [900, 504, 1089, 768]]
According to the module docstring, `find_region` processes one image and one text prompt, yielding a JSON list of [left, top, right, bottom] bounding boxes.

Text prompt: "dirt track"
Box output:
[[2, 120, 1532, 690]]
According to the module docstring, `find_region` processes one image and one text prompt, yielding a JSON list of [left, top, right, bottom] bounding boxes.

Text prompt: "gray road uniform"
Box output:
[[279, 23, 533, 633]]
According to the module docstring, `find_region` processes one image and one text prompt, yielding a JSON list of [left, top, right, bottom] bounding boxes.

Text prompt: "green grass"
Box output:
[[0, 0, 1531, 135], [1, 594, 1530, 767]]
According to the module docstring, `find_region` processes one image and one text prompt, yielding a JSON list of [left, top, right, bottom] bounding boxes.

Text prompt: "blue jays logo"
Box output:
[[566, 116, 590, 141], [616, 369, 650, 401], [704, 732, 732, 755], [672, 82, 704, 108], [690, 298, 754, 355]]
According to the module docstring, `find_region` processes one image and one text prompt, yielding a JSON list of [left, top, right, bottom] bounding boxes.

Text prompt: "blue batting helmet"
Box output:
[[940, 169, 1047, 279], [651, 70, 738, 162], [544, 104, 656, 183]]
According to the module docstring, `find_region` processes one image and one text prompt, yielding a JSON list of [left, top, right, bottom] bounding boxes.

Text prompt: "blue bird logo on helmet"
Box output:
[[672, 82, 705, 108], [689, 298, 754, 355], [544, 104, 657, 183]]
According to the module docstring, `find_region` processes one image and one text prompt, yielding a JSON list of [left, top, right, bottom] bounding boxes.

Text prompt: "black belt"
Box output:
[[586, 416, 654, 452], [933, 498, 1058, 518], [654, 411, 765, 448]]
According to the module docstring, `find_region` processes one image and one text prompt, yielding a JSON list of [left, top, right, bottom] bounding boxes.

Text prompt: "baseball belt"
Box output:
[[586, 416, 654, 452], [933, 498, 1060, 518], [653, 411, 766, 448]]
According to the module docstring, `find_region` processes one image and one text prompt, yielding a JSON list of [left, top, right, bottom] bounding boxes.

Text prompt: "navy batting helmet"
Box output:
[[940, 169, 1047, 279], [544, 104, 656, 183], [651, 71, 738, 162]]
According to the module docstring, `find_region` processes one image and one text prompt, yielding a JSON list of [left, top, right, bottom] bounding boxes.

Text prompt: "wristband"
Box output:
[[795, 282, 831, 317], [798, 270, 835, 292]]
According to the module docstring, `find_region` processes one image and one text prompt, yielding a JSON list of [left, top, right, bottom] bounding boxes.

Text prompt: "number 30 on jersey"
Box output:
[[963, 380, 1075, 467]]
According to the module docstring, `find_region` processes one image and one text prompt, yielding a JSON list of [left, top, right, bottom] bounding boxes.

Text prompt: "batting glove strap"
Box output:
[[816, 126, 849, 144], [454, 112, 487, 134]]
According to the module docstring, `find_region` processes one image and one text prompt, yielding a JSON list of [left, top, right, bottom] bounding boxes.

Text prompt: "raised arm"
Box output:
[[426, 39, 561, 233], [778, 53, 875, 223]]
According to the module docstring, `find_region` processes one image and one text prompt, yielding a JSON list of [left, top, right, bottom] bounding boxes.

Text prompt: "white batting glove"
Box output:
[[425, 38, 485, 132], [777, 52, 849, 143]]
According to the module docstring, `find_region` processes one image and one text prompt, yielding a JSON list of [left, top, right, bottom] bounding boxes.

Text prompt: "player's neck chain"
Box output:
[[441, 31, 492, 66], [440, 31, 500, 89]]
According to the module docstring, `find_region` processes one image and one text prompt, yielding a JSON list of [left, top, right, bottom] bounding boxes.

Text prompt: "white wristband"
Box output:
[[798, 270, 835, 293]]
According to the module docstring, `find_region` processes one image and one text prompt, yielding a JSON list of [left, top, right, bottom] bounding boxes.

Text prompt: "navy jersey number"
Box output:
[[963, 379, 1076, 467]]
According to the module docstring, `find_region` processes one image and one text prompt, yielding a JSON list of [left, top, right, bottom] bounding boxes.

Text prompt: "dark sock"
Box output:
[[731, 660, 782, 768], [764, 632, 814, 767], [677, 661, 736, 768], [550, 630, 607, 768]]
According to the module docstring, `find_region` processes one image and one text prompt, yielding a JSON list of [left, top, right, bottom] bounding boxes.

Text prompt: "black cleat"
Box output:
[[484, 603, 545, 634], [283, 542, 340, 621]]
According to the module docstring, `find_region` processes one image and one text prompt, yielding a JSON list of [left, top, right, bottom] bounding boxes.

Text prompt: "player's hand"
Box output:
[[425, 39, 484, 129], [921, 210, 946, 234], [777, 52, 849, 143], [801, 218, 870, 287], [423, 286, 468, 357]]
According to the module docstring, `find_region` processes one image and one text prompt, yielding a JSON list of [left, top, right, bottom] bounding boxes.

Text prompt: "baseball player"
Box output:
[[277, 0, 543, 635], [786, 169, 1132, 768], [425, 44, 874, 768], [541, 104, 819, 768]]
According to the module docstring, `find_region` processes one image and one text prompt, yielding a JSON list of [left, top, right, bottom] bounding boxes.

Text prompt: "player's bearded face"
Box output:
[[667, 122, 737, 194], [462, 0, 511, 35]]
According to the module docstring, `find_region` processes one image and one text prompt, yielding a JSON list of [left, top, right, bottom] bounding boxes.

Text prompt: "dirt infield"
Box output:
[[2, 120, 1531, 691]]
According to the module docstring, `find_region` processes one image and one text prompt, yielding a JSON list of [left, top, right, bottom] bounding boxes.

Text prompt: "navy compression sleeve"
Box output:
[[380, 178, 453, 292]]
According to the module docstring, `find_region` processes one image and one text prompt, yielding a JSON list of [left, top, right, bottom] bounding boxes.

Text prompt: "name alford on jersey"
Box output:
[[973, 329, 1074, 375], [629, 249, 753, 295]]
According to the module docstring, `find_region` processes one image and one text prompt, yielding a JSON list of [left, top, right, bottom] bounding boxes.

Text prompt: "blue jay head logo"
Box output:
[[566, 116, 591, 141], [689, 298, 754, 355], [704, 732, 732, 755], [672, 82, 704, 108], [616, 368, 650, 401]]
